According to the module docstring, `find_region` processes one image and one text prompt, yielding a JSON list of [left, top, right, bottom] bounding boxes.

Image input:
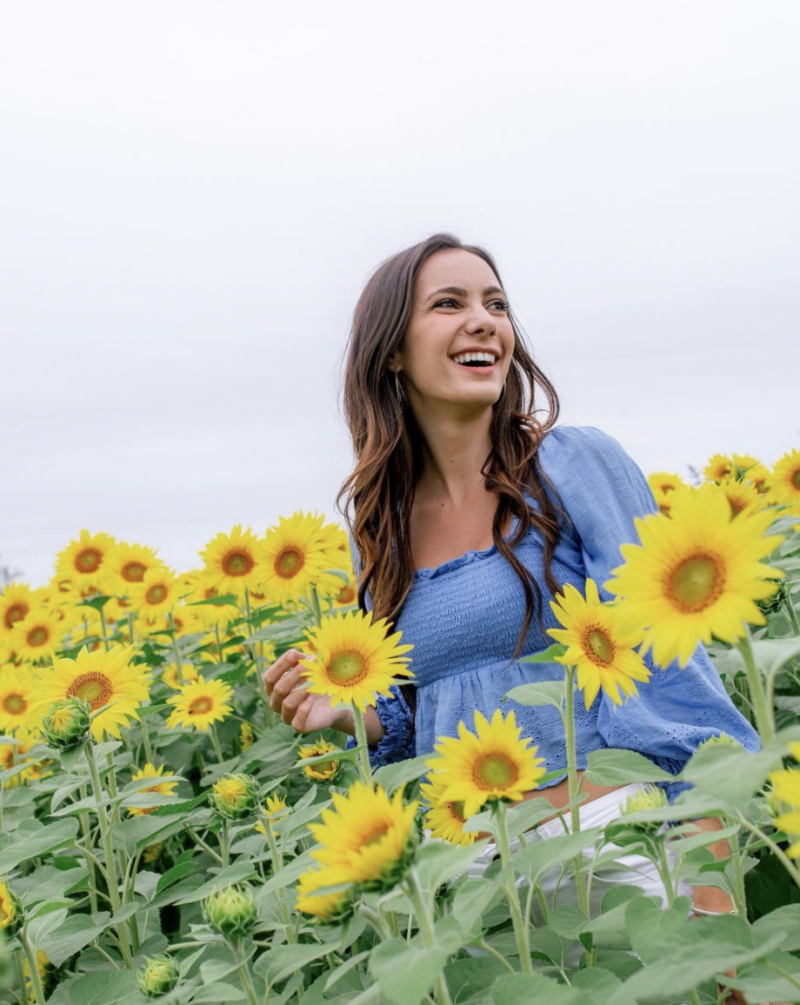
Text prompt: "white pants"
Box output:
[[466, 782, 691, 919]]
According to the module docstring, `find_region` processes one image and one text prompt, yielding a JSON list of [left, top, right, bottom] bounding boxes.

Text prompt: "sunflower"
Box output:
[[295, 866, 353, 922], [104, 542, 162, 592], [604, 483, 785, 668], [299, 610, 414, 711], [653, 487, 675, 519], [10, 607, 67, 663], [0, 582, 43, 637], [420, 773, 476, 846], [732, 453, 760, 477], [0, 666, 42, 734], [165, 677, 234, 731], [56, 530, 117, 590], [546, 578, 652, 709], [768, 745, 800, 858], [130, 568, 181, 619], [330, 575, 358, 609], [127, 763, 179, 816], [0, 877, 21, 933], [771, 447, 800, 515], [704, 454, 735, 483], [0, 726, 45, 788], [259, 511, 343, 605], [160, 662, 200, 689], [200, 525, 264, 597], [717, 476, 767, 519], [647, 472, 687, 496], [309, 781, 418, 891], [298, 738, 343, 782], [255, 794, 291, 835], [746, 462, 773, 496], [31, 645, 151, 741], [426, 708, 546, 818], [239, 721, 255, 751]]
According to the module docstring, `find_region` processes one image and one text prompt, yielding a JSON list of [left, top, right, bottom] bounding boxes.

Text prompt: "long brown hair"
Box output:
[[335, 233, 570, 663]]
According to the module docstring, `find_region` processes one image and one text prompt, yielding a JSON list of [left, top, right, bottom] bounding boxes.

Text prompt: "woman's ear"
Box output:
[[387, 354, 402, 373]]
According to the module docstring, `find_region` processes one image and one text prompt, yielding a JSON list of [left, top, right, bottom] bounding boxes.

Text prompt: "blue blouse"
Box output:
[[347, 425, 759, 800]]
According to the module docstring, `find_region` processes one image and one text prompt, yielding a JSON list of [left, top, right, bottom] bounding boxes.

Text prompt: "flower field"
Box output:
[[1, 448, 800, 1005]]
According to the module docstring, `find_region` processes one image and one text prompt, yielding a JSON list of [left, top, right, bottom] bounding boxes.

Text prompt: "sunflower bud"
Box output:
[[209, 773, 260, 821], [697, 731, 743, 752], [619, 785, 670, 836], [41, 696, 91, 750], [297, 739, 343, 783], [137, 954, 180, 998], [203, 884, 258, 938], [0, 878, 23, 938], [756, 577, 790, 616]]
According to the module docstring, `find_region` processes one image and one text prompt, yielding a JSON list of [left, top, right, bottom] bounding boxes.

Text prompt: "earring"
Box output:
[[394, 371, 407, 405]]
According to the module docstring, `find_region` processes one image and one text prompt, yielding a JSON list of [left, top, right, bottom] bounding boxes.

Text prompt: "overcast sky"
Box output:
[[2, 2, 799, 587]]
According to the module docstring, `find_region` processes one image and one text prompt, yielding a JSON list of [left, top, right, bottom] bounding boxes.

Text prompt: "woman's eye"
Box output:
[[434, 298, 510, 310]]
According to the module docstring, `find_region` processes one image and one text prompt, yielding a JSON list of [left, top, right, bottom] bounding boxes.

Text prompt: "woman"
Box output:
[[263, 232, 759, 923]]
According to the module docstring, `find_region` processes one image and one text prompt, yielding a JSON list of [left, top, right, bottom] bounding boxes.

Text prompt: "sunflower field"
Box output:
[[1, 448, 800, 1005]]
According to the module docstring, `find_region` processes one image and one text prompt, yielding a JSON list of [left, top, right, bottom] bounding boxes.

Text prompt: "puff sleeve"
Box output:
[[344, 530, 416, 767], [545, 426, 760, 801]]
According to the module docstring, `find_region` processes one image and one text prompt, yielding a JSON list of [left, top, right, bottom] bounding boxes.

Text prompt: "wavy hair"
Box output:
[[335, 233, 570, 665]]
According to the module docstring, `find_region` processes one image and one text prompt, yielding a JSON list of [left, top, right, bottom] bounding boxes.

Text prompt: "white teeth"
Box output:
[[453, 351, 497, 365]]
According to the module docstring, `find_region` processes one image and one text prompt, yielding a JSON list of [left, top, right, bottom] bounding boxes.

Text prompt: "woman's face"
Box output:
[[392, 248, 515, 411]]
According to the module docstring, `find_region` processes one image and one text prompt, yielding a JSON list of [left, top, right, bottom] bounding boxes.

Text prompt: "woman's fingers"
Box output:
[[291, 694, 316, 733], [262, 649, 312, 696], [268, 667, 305, 711], [280, 685, 310, 725]]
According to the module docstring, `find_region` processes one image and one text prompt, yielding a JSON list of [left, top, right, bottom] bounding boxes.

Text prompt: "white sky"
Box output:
[[2, 1, 799, 587]]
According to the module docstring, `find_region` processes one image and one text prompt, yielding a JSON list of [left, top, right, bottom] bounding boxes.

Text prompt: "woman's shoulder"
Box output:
[[537, 424, 628, 473]]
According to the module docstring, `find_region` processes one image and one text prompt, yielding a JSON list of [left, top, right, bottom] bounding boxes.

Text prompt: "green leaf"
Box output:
[[175, 861, 257, 905], [155, 860, 198, 895], [256, 942, 334, 986], [505, 681, 566, 713], [373, 755, 430, 794], [451, 876, 502, 937], [721, 950, 800, 1004], [76, 595, 112, 612], [679, 742, 785, 809], [413, 839, 491, 894], [68, 969, 138, 1005], [369, 937, 448, 1005], [191, 982, 248, 1002], [38, 911, 112, 967], [257, 850, 314, 898], [517, 643, 568, 664], [491, 973, 587, 1005], [584, 749, 673, 786], [751, 636, 800, 678], [752, 904, 800, 952], [511, 827, 603, 884], [0, 818, 79, 871]]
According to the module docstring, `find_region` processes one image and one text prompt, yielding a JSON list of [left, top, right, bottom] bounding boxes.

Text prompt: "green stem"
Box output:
[[127, 610, 136, 646], [99, 607, 111, 651], [656, 841, 676, 907], [563, 665, 590, 927], [689, 989, 702, 1005], [167, 612, 184, 684], [477, 939, 516, 973], [310, 585, 324, 628], [19, 929, 47, 1005], [185, 828, 223, 864], [232, 937, 260, 1005], [140, 716, 154, 765], [220, 819, 230, 869], [209, 725, 225, 763], [495, 801, 533, 975], [404, 868, 453, 1005], [78, 784, 100, 914], [214, 623, 224, 664], [85, 743, 134, 967], [737, 815, 800, 892], [352, 705, 373, 785], [731, 837, 747, 917], [736, 628, 774, 743]]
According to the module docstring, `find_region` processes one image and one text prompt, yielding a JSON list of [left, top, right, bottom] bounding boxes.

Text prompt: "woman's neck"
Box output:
[[412, 403, 494, 505]]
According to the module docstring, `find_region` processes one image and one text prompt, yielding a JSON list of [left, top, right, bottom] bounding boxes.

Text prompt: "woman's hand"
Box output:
[[262, 649, 353, 735]]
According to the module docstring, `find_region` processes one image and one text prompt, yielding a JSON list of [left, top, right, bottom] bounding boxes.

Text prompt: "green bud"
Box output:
[[621, 784, 669, 826], [697, 731, 743, 752], [209, 773, 260, 821], [41, 696, 91, 750], [137, 954, 180, 998], [203, 883, 258, 938], [757, 577, 791, 616]]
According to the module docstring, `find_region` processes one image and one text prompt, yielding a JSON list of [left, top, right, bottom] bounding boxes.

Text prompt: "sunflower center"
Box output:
[[362, 822, 391, 847], [223, 550, 254, 576], [328, 651, 366, 684], [474, 753, 519, 790], [146, 585, 168, 605], [584, 626, 615, 666], [4, 603, 28, 629], [276, 548, 304, 579], [666, 552, 725, 613], [728, 498, 746, 518], [27, 626, 49, 647], [76, 548, 102, 573], [792, 469, 800, 490], [337, 584, 356, 605], [450, 801, 466, 822], [68, 672, 113, 710], [189, 696, 214, 715], [3, 693, 26, 715], [122, 561, 147, 583]]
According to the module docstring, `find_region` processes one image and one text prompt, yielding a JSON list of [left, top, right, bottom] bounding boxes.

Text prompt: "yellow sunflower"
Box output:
[[768, 746, 800, 858], [653, 487, 675, 519], [771, 447, 800, 515], [309, 781, 418, 891], [127, 763, 179, 816], [604, 483, 785, 668], [647, 472, 687, 496], [732, 453, 760, 477], [165, 678, 234, 731], [56, 530, 117, 590], [746, 462, 773, 496], [200, 525, 264, 597], [0, 877, 21, 931], [420, 773, 476, 846], [104, 542, 162, 592], [239, 721, 255, 750], [10, 607, 67, 663], [297, 738, 342, 782], [330, 575, 358, 609], [299, 610, 414, 711], [426, 708, 547, 818], [255, 794, 291, 834], [0, 726, 45, 788], [547, 578, 652, 709], [0, 666, 42, 734], [717, 476, 767, 519], [131, 568, 181, 618], [259, 511, 343, 605], [0, 583, 44, 637], [160, 662, 200, 689], [704, 454, 735, 483], [295, 866, 353, 921], [31, 645, 151, 741]]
